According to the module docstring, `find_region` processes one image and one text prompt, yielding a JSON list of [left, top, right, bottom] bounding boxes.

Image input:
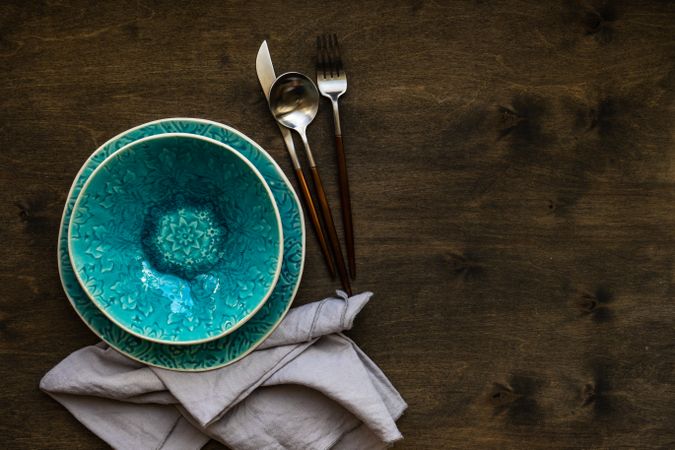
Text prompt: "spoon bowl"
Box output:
[[268, 72, 320, 134]]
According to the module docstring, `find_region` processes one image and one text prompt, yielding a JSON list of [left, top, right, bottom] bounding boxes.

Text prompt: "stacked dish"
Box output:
[[59, 119, 305, 371]]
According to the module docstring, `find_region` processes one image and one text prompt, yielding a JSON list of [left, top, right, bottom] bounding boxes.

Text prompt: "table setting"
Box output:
[[4, 1, 674, 449], [40, 37, 406, 448]]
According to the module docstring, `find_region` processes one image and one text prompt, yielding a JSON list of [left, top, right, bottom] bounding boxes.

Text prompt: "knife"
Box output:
[[256, 41, 336, 278]]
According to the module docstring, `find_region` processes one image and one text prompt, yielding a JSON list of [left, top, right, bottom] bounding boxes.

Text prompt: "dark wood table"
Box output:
[[2, 1, 674, 448]]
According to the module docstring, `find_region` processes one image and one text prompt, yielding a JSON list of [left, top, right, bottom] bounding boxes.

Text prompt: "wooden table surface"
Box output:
[[2, 1, 674, 448]]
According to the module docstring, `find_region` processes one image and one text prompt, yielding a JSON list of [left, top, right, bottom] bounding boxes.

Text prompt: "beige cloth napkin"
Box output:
[[40, 291, 406, 449]]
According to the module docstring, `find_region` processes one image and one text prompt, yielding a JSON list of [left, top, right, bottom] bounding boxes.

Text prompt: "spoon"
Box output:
[[268, 72, 352, 295]]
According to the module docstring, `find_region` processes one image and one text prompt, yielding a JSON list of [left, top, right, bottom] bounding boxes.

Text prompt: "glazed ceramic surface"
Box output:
[[69, 134, 284, 344], [59, 119, 304, 369]]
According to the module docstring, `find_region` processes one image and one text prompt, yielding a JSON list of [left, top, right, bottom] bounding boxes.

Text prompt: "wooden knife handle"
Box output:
[[335, 135, 355, 278], [309, 166, 352, 295], [294, 167, 336, 278]]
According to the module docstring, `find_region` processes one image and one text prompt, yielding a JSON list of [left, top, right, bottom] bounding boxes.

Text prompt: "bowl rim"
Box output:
[[67, 132, 285, 345]]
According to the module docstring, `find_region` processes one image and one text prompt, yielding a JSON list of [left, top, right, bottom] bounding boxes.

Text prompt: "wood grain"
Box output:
[[1, 0, 674, 448]]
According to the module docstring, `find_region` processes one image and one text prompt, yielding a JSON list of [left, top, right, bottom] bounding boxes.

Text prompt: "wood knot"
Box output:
[[575, 287, 614, 322], [0, 310, 14, 339], [498, 106, 525, 140], [488, 375, 541, 425], [582, 11, 603, 34], [580, 3, 617, 43], [443, 251, 484, 281], [587, 98, 617, 135], [15, 200, 31, 221], [581, 360, 615, 417], [489, 383, 521, 409], [12, 193, 62, 236], [576, 296, 597, 314], [581, 382, 597, 407], [496, 94, 550, 157], [547, 197, 574, 216]]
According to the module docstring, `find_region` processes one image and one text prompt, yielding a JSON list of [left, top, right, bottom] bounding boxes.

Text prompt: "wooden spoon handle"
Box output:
[[294, 167, 336, 278]]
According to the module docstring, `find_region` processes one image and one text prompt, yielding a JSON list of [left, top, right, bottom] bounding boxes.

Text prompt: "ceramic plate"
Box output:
[[68, 134, 284, 345], [58, 118, 305, 370]]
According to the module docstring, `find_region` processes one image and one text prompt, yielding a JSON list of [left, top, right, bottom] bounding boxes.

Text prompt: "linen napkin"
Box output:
[[40, 291, 407, 450]]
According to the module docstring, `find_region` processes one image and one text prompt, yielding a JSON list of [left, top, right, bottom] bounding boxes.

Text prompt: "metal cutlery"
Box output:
[[255, 41, 336, 278], [268, 72, 352, 295], [316, 34, 356, 278]]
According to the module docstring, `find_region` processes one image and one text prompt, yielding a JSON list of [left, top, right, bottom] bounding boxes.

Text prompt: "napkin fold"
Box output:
[[41, 291, 407, 450]]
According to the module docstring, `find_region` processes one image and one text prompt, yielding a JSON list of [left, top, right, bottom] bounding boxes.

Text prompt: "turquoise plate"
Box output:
[[69, 134, 284, 345], [58, 118, 305, 371]]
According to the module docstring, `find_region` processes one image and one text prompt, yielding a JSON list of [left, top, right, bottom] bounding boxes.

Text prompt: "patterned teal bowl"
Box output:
[[68, 133, 284, 345]]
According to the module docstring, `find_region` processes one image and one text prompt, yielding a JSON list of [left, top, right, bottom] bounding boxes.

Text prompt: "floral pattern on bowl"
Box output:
[[68, 133, 284, 345]]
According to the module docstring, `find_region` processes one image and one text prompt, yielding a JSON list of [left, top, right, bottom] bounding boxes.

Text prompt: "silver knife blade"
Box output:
[[256, 41, 300, 169], [255, 41, 275, 101]]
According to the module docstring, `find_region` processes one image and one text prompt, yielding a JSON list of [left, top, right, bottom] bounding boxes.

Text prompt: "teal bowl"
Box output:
[[68, 133, 284, 345]]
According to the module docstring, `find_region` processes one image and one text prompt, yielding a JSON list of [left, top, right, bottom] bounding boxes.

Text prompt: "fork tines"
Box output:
[[317, 34, 343, 78]]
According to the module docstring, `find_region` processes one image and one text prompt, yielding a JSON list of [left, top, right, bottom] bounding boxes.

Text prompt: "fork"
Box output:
[[316, 34, 356, 278]]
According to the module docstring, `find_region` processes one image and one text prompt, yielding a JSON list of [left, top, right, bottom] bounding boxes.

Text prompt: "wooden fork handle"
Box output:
[[335, 135, 355, 278], [309, 166, 352, 295], [294, 167, 336, 278]]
